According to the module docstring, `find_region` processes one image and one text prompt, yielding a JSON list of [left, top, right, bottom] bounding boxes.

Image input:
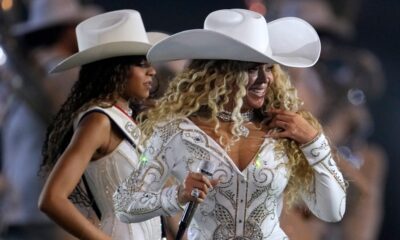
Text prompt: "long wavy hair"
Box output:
[[140, 59, 324, 205], [40, 55, 146, 207]]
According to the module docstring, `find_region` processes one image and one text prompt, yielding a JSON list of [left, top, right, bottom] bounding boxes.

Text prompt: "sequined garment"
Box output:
[[75, 106, 161, 240], [114, 118, 346, 240]]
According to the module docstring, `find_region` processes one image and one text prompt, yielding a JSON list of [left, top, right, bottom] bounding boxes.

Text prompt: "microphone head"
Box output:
[[197, 160, 216, 177]]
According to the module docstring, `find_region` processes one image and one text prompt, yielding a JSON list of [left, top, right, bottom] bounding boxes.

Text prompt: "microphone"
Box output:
[[175, 160, 216, 240]]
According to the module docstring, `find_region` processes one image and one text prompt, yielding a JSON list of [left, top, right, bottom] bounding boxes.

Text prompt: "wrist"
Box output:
[[300, 133, 331, 166], [176, 185, 185, 210], [300, 131, 321, 148]]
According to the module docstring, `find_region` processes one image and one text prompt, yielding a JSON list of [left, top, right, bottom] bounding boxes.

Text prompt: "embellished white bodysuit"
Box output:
[[114, 118, 346, 240], [75, 106, 161, 240]]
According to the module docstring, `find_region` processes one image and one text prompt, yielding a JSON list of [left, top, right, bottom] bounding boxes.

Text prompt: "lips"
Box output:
[[248, 85, 267, 97], [144, 81, 152, 89]]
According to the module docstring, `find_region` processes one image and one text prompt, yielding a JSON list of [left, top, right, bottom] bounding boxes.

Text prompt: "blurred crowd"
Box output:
[[265, 1, 387, 239], [0, 0, 388, 239]]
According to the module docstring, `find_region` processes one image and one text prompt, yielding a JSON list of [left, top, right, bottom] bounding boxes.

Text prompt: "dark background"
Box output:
[[355, 1, 400, 240]]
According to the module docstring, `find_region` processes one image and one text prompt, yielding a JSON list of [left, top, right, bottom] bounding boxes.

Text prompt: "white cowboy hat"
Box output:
[[12, 0, 101, 36], [148, 9, 321, 68], [147, 31, 170, 45], [50, 10, 153, 73]]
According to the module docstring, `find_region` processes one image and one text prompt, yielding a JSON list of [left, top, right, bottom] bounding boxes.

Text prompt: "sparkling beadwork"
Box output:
[[217, 110, 254, 122]]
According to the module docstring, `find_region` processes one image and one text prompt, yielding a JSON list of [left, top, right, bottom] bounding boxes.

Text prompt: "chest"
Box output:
[[192, 120, 266, 171], [178, 128, 290, 198], [161, 120, 290, 206], [85, 139, 141, 201]]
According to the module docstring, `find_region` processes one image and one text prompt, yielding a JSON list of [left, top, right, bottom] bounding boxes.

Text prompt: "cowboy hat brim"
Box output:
[[148, 17, 321, 68], [12, 17, 78, 36], [50, 41, 151, 73]]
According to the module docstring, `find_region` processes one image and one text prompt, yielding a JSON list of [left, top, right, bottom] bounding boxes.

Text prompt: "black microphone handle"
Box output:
[[175, 201, 198, 240], [175, 160, 215, 240]]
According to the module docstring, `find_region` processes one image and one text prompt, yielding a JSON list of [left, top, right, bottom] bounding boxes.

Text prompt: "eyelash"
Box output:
[[248, 68, 258, 73], [134, 61, 151, 68], [248, 65, 273, 74]]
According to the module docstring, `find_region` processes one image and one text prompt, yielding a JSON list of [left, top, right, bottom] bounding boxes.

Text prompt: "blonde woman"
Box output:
[[114, 9, 346, 239]]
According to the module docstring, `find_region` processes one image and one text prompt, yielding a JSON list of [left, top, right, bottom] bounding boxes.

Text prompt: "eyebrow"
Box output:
[[246, 63, 273, 70], [247, 63, 262, 68]]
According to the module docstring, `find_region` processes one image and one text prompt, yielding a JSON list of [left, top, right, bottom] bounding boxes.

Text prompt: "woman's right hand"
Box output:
[[178, 172, 219, 205]]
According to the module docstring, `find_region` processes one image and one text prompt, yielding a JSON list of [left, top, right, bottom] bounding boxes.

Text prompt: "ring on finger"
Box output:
[[191, 188, 200, 198]]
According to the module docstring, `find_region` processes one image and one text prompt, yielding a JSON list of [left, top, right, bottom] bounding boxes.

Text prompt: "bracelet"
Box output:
[[175, 185, 185, 210], [299, 131, 321, 149]]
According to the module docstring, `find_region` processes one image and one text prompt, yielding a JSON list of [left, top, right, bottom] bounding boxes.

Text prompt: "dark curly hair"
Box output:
[[40, 55, 146, 207]]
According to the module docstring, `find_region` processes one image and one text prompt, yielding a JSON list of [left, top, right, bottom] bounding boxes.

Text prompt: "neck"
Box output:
[[116, 98, 129, 109], [217, 109, 254, 122], [222, 101, 253, 113], [115, 99, 132, 116]]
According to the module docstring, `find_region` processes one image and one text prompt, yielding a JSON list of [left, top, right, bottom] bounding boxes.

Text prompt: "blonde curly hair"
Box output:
[[140, 59, 324, 205]]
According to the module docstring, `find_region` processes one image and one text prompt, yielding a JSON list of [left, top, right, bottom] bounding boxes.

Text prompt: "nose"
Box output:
[[261, 65, 275, 85], [255, 67, 268, 84], [147, 65, 157, 77]]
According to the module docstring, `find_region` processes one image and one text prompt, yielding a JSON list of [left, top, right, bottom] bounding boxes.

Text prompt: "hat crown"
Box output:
[[29, 0, 80, 25], [147, 8, 320, 68], [204, 9, 271, 54], [13, 0, 101, 36], [76, 10, 149, 52]]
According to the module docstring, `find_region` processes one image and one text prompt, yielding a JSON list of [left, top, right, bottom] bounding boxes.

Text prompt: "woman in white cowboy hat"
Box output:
[[38, 10, 164, 240], [114, 8, 346, 239]]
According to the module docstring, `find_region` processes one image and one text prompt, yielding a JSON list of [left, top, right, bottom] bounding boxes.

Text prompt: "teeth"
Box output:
[[252, 89, 264, 93], [249, 89, 265, 97]]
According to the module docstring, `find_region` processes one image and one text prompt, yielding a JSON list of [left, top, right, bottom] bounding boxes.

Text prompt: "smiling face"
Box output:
[[125, 58, 156, 100], [243, 63, 274, 110]]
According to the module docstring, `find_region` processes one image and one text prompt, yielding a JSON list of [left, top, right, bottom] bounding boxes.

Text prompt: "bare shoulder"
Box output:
[[73, 111, 113, 145], [77, 111, 111, 131]]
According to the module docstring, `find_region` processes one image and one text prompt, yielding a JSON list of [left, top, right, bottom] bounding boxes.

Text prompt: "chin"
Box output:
[[245, 96, 265, 108], [247, 99, 265, 109], [139, 92, 150, 100]]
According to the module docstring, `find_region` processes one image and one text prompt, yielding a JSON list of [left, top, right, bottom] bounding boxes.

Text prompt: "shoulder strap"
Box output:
[[74, 106, 142, 151]]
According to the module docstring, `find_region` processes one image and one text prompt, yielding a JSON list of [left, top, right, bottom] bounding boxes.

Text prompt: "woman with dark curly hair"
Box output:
[[38, 10, 162, 240], [113, 9, 347, 240]]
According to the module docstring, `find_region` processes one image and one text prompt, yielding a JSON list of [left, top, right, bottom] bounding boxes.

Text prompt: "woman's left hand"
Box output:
[[265, 108, 318, 145]]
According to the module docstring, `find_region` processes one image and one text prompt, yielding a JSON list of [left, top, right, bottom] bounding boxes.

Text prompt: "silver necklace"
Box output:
[[126, 108, 133, 117], [216, 110, 254, 137], [216, 110, 254, 122]]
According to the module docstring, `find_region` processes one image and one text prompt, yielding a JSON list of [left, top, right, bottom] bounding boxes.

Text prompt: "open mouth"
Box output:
[[248, 86, 266, 97], [144, 81, 152, 89]]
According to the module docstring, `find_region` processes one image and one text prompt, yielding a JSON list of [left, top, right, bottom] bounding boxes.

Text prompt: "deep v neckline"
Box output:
[[184, 117, 267, 174]]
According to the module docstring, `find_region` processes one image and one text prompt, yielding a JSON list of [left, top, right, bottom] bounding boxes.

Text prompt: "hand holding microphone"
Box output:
[[175, 160, 218, 240]]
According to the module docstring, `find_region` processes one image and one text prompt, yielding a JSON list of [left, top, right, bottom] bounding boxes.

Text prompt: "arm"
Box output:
[[267, 109, 346, 222], [113, 126, 183, 223], [113, 123, 217, 223], [38, 113, 112, 240], [300, 133, 346, 222], [162, 177, 186, 240]]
